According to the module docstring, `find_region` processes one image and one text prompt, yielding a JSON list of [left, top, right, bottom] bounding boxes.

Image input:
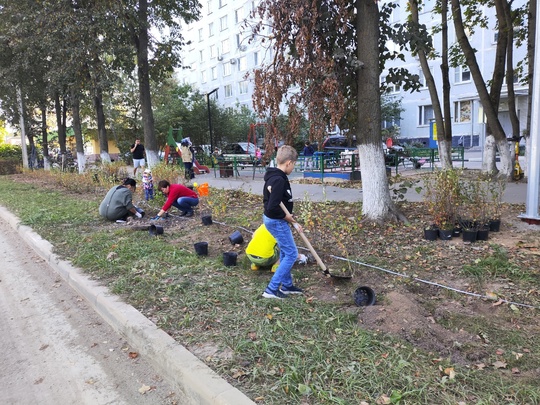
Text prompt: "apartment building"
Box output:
[[179, 0, 270, 109]]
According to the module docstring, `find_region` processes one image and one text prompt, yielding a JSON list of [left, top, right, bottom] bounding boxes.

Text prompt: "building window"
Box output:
[[239, 56, 247, 71], [199, 50, 204, 62], [224, 84, 233, 98], [222, 38, 230, 54], [223, 62, 231, 76], [198, 28, 203, 42], [209, 22, 214, 37], [454, 100, 472, 123], [201, 70, 207, 83], [211, 66, 217, 80], [253, 51, 259, 66], [220, 15, 228, 31], [219, 0, 227, 8], [239, 80, 248, 94], [235, 7, 244, 23], [207, 0, 212, 14], [454, 66, 471, 83], [210, 44, 216, 59], [418, 105, 434, 126]]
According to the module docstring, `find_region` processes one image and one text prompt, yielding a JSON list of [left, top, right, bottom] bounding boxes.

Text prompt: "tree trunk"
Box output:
[[55, 93, 67, 155], [357, 0, 406, 223], [503, 1, 521, 140], [71, 90, 86, 173], [94, 87, 111, 163], [482, 134, 498, 173], [16, 86, 29, 169], [440, 0, 454, 168], [41, 106, 51, 170], [451, 0, 512, 177], [525, 0, 535, 170], [409, 0, 453, 168], [136, 0, 159, 168]]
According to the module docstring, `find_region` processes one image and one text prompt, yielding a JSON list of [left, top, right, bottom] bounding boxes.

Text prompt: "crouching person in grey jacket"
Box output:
[[99, 178, 145, 223]]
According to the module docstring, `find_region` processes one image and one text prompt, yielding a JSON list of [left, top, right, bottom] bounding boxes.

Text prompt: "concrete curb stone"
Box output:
[[0, 206, 255, 405]]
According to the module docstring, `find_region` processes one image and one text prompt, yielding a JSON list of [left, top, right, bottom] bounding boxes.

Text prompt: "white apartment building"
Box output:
[[179, 0, 271, 109], [382, 0, 528, 147], [180, 0, 528, 147]]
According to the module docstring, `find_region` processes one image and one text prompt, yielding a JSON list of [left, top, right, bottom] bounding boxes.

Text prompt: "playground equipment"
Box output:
[[513, 138, 524, 181]]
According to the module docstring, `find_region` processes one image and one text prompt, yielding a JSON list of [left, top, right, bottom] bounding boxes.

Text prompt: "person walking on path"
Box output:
[[154, 180, 199, 218], [130, 139, 146, 176], [99, 178, 144, 222], [301, 141, 315, 171], [262, 145, 304, 299]]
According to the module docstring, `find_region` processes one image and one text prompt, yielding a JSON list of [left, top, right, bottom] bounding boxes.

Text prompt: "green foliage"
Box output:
[[0, 144, 22, 158]]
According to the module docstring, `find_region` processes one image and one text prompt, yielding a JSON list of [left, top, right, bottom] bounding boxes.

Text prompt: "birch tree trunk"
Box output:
[[71, 90, 86, 173]]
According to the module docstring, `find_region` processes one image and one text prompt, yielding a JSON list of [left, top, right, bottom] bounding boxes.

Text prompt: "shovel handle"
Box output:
[[278, 202, 328, 273]]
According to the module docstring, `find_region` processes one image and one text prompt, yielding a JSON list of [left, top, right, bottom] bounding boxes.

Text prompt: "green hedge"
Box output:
[[0, 144, 22, 159]]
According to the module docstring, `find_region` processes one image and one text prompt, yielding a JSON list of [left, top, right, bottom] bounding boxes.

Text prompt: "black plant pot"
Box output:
[[477, 227, 489, 241], [424, 228, 438, 241], [223, 251, 238, 266], [462, 229, 477, 243], [489, 219, 501, 232], [438, 229, 453, 240], [194, 242, 208, 256], [452, 227, 462, 237]]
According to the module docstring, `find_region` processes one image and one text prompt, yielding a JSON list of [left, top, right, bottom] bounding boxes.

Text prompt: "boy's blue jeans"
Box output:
[[263, 215, 298, 291], [172, 197, 199, 213], [144, 188, 154, 200]]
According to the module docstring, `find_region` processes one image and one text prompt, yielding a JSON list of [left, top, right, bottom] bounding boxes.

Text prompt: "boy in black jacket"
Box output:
[[262, 145, 304, 299]]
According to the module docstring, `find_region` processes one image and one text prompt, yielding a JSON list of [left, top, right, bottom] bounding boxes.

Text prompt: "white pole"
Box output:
[[16, 86, 29, 169], [521, 0, 540, 221]]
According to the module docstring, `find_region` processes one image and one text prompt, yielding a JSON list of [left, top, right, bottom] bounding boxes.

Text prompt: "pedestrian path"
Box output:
[[194, 170, 528, 205]]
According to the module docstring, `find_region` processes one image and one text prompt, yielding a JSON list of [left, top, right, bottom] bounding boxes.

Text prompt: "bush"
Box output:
[[0, 144, 22, 159]]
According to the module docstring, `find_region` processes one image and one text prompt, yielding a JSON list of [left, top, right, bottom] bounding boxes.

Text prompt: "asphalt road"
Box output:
[[0, 218, 177, 405]]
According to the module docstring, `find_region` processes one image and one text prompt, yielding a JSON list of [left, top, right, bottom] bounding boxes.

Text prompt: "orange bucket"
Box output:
[[198, 182, 209, 197]]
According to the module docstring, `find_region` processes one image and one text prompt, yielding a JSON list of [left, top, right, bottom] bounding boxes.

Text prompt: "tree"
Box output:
[[252, 0, 412, 222], [407, 0, 454, 168]]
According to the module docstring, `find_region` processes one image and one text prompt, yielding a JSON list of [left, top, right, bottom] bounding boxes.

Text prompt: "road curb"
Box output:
[[0, 206, 255, 405]]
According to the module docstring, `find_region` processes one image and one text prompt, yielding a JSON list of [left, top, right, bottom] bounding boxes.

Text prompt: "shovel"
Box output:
[[270, 193, 351, 279]]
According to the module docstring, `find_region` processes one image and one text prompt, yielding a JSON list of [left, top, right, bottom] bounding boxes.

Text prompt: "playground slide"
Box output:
[[193, 158, 210, 174]]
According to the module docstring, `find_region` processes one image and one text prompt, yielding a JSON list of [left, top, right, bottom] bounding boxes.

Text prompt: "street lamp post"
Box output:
[[206, 88, 219, 155]]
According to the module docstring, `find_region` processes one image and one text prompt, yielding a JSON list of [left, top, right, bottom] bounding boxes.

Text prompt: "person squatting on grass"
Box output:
[[262, 145, 304, 299], [246, 224, 307, 272], [99, 178, 145, 223], [154, 180, 199, 219]]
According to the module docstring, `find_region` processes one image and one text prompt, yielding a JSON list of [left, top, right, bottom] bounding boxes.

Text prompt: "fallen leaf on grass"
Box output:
[[493, 361, 507, 369], [128, 352, 138, 359], [475, 363, 486, 370], [444, 367, 456, 379], [496, 348, 505, 355], [512, 367, 520, 374]]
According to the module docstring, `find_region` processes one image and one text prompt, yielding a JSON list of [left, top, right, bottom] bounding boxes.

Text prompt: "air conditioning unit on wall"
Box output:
[[230, 58, 237, 64]]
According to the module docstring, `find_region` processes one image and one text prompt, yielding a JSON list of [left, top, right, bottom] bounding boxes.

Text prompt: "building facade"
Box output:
[[179, 0, 270, 109]]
